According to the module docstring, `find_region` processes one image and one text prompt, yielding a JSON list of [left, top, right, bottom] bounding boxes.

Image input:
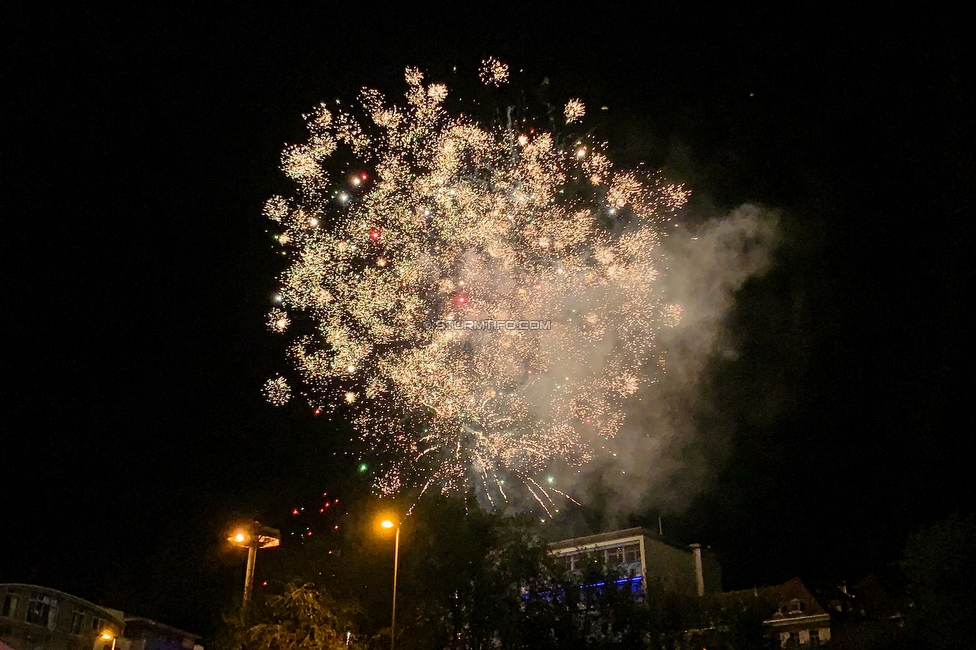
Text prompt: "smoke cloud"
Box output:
[[554, 204, 779, 524]]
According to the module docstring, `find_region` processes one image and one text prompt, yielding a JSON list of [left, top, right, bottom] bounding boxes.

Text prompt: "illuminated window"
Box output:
[[26, 594, 58, 629]]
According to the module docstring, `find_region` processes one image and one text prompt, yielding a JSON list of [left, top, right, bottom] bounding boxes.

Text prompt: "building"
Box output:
[[720, 577, 832, 647], [0, 584, 123, 650], [548, 527, 722, 597], [763, 577, 832, 646], [820, 576, 905, 648], [0, 586, 201, 650], [763, 578, 830, 648], [823, 575, 905, 623], [115, 618, 200, 650]]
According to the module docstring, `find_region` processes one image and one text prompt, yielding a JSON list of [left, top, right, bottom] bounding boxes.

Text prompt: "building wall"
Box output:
[[701, 548, 723, 594], [549, 529, 722, 598], [642, 536, 700, 596], [0, 585, 122, 650], [117, 619, 200, 650]]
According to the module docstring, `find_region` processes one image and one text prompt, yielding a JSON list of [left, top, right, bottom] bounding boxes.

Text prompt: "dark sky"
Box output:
[[3, 2, 972, 639]]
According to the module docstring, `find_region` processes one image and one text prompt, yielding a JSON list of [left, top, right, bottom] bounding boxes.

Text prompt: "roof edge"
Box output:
[[0, 584, 124, 626]]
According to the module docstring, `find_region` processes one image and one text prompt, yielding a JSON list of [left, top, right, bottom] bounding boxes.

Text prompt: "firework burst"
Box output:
[[264, 60, 687, 511]]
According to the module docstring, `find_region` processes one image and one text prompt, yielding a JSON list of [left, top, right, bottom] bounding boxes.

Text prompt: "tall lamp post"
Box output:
[[228, 520, 281, 603], [378, 517, 400, 650]]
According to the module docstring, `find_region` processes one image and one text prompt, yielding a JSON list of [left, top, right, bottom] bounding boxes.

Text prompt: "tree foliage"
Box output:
[[217, 584, 361, 650]]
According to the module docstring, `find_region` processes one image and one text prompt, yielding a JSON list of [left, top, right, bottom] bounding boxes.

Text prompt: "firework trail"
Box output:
[[263, 60, 688, 510]]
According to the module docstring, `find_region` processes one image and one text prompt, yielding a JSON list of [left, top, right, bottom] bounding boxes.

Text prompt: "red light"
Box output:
[[369, 228, 381, 241], [455, 293, 468, 305], [292, 508, 299, 515], [361, 173, 368, 180]]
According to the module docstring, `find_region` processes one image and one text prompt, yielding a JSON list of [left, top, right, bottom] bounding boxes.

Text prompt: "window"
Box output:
[[788, 598, 804, 613], [810, 628, 820, 645], [26, 594, 58, 629], [71, 610, 85, 635], [2, 595, 18, 618], [605, 546, 624, 564], [92, 617, 106, 632], [624, 544, 640, 563]]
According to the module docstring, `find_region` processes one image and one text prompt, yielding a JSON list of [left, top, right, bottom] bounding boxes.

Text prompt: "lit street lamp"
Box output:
[[378, 516, 400, 650], [228, 520, 281, 603], [99, 629, 116, 650]]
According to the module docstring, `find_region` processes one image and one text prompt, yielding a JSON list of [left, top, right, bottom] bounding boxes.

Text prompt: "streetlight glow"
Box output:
[[376, 515, 401, 650], [100, 628, 117, 650]]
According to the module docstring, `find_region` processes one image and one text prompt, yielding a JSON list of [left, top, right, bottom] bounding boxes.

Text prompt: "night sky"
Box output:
[[3, 3, 972, 639]]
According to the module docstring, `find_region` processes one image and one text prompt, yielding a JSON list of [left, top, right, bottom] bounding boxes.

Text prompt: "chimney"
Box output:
[[690, 543, 705, 596]]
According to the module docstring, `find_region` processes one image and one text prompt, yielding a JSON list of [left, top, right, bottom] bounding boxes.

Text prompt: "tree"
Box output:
[[217, 583, 362, 650]]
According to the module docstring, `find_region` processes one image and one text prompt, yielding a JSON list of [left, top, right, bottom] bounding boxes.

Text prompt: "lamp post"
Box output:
[[379, 518, 400, 650], [228, 520, 281, 603]]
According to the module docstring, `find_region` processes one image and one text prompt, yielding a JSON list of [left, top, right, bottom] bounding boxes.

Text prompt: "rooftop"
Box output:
[[548, 527, 694, 553]]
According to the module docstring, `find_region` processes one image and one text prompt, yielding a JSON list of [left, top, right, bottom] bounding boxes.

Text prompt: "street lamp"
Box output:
[[378, 516, 400, 650], [99, 629, 116, 650], [228, 520, 281, 603]]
